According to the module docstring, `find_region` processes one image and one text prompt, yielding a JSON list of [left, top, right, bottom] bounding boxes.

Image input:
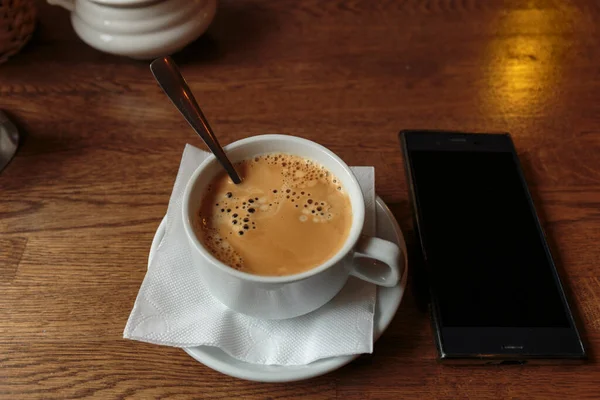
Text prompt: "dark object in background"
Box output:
[[0, 0, 36, 64], [399, 130, 586, 364], [0, 110, 20, 173]]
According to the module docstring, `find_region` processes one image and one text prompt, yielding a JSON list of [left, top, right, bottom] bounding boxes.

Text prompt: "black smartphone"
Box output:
[[399, 130, 586, 364]]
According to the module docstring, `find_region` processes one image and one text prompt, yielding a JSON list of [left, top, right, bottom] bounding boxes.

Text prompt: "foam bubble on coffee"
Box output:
[[195, 153, 352, 276]]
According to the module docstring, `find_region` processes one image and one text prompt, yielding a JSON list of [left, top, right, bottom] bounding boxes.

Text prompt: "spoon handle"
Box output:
[[150, 56, 242, 184]]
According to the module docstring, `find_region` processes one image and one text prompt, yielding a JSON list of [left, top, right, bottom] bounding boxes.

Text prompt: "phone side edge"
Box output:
[[398, 130, 448, 361]]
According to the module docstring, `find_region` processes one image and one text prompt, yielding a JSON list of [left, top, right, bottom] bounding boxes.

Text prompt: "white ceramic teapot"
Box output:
[[47, 0, 216, 59]]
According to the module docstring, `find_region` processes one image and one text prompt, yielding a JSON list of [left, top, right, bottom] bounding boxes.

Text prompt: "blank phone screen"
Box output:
[[410, 150, 570, 327]]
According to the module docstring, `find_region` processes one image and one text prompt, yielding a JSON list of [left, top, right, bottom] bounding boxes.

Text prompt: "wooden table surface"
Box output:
[[2, 0, 600, 398]]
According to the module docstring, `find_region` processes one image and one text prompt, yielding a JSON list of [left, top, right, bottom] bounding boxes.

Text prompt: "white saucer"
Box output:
[[149, 196, 408, 382]]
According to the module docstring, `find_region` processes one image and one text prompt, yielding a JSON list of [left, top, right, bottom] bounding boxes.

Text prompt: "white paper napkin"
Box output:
[[124, 144, 377, 366]]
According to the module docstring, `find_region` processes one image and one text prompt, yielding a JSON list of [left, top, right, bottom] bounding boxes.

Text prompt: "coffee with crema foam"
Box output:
[[195, 153, 352, 276]]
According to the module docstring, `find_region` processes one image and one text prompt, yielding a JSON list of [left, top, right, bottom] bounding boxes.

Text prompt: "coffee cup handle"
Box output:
[[349, 235, 402, 287]]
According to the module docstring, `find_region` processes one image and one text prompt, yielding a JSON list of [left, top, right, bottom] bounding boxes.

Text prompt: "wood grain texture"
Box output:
[[1, 0, 599, 398]]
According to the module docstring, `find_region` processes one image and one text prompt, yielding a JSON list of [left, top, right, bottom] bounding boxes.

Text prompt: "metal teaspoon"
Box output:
[[150, 56, 242, 184]]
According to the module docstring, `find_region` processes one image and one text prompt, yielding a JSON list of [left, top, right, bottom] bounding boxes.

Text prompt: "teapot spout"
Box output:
[[47, 0, 74, 11]]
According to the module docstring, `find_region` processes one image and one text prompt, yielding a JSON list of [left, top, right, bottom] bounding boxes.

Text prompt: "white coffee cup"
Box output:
[[182, 135, 403, 319]]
